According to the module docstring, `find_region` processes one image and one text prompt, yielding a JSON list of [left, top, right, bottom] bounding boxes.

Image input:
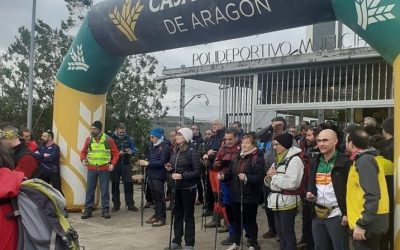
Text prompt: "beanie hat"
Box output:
[[91, 120, 102, 131], [382, 117, 394, 135], [178, 127, 193, 143], [150, 128, 164, 139], [274, 133, 293, 149]]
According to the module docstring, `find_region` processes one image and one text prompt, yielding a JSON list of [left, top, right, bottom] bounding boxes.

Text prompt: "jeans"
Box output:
[[111, 163, 134, 207], [85, 170, 110, 212], [274, 208, 298, 250], [172, 187, 197, 247], [148, 178, 166, 220], [312, 216, 349, 250]]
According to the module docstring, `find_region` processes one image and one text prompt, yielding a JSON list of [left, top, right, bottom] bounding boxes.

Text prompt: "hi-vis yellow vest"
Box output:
[[346, 156, 389, 230], [87, 133, 111, 166]]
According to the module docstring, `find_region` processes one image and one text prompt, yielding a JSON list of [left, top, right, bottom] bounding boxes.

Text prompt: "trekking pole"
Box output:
[[202, 166, 208, 232], [140, 164, 145, 226], [240, 179, 244, 250], [168, 179, 176, 250], [214, 178, 221, 250]]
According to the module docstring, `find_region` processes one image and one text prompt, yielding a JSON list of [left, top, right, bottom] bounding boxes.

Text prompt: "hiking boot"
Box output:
[[146, 215, 158, 224], [102, 210, 111, 219], [164, 243, 182, 250], [226, 243, 239, 250], [205, 220, 221, 228], [152, 219, 165, 227], [217, 225, 229, 233], [111, 206, 120, 212], [81, 210, 92, 219], [127, 205, 139, 211], [221, 236, 235, 245], [263, 230, 276, 238]]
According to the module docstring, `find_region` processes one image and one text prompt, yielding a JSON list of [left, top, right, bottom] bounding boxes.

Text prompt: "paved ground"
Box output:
[[69, 184, 302, 250]]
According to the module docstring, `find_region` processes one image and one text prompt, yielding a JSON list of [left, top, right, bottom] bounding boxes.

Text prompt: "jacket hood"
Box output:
[[356, 147, 379, 159], [285, 146, 302, 158]]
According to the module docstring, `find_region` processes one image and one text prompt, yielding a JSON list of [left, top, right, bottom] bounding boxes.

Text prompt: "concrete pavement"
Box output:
[[69, 184, 302, 250]]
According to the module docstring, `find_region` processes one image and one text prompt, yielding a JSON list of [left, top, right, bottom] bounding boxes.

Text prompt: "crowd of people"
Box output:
[[0, 115, 395, 250], [139, 116, 394, 250]]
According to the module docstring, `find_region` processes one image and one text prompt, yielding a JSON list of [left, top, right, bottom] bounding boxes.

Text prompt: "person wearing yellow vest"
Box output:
[[345, 127, 389, 250], [80, 121, 119, 219]]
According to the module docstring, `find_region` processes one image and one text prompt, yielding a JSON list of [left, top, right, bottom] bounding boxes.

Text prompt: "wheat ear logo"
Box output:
[[67, 44, 89, 72], [110, 0, 144, 42], [355, 0, 396, 30]]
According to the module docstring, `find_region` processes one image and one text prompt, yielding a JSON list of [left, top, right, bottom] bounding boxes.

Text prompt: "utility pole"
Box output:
[[179, 78, 185, 126], [27, 0, 37, 130]]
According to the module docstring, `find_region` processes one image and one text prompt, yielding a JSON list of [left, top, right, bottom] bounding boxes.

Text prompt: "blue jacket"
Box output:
[[146, 140, 171, 181], [35, 143, 60, 172]]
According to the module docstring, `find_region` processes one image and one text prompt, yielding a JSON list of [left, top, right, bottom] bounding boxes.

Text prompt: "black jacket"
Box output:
[[224, 149, 265, 204], [308, 152, 351, 215], [168, 145, 201, 189]]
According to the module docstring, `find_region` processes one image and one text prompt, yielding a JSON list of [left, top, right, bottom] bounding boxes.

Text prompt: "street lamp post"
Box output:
[[27, 0, 37, 130], [179, 93, 210, 126]]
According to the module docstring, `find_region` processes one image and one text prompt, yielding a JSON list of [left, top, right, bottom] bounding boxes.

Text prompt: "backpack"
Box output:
[[9, 178, 79, 250], [276, 152, 307, 196]]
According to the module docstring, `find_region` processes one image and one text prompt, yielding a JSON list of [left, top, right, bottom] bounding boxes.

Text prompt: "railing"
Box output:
[[220, 75, 254, 131], [257, 61, 393, 105]]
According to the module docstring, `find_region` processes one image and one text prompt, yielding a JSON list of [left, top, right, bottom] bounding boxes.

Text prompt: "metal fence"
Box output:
[[220, 75, 254, 132], [257, 60, 393, 105]]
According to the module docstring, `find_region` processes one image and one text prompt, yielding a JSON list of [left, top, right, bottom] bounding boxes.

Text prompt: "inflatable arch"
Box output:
[[55, 0, 399, 245]]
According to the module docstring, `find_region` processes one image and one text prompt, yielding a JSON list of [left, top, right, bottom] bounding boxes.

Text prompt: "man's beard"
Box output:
[[91, 132, 101, 138]]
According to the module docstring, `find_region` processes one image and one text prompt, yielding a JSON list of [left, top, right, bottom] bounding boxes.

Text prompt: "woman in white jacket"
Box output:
[[265, 133, 304, 250]]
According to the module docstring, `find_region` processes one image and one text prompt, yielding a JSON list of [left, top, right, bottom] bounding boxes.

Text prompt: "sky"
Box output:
[[0, 0, 310, 122]]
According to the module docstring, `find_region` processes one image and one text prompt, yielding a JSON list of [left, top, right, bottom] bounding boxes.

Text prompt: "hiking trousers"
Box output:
[[111, 163, 134, 208], [173, 187, 196, 247]]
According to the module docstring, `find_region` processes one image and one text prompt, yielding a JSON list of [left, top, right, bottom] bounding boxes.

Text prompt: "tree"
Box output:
[[0, 20, 73, 133], [0, 1, 169, 146], [105, 54, 169, 153]]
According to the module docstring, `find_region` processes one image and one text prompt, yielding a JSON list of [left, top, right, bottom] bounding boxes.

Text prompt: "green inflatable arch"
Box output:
[[54, 0, 399, 246]]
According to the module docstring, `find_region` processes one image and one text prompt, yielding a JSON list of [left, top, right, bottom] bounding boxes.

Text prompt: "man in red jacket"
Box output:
[[80, 121, 119, 219], [0, 124, 38, 178]]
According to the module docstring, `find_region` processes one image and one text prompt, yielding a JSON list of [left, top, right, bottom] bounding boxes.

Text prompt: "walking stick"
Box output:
[[140, 164, 146, 226], [168, 179, 176, 250], [202, 166, 208, 232], [214, 178, 221, 250], [240, 180, 244, 250]]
